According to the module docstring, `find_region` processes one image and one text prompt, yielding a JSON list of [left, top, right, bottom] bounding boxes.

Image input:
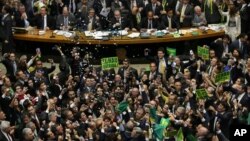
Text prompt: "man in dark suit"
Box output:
[[203, 0, 221, 24], [14, 4, 30, 27], [130, 6, 142, 31], [210, 34, 232, 58], [32, 6, 55, 30], [1, 53, 18, 82], [176, 0, 193, 27], [123, 0, 144, 12], [109, 9, 130, 30], [32, 59, 56, 84], [93, 0, 112, 29], [230, 33, 249, 59], [63, 0, 79, 14], [56, 6, 76, 30], [83, 8, 102, 31], [118, 58, 138, 83], [239, 0, 248, 33], [144, 62, 162, 82], [144, 0, 162, 19], [0, 5, 15, 53], [140, 11, 159, 29], [0, 121, 14, 141], [155, 48, 169, 79], [159, 8, 180, 30]]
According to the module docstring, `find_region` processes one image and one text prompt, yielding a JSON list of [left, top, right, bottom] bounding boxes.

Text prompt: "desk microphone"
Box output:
[[50, 31, 55, 38]]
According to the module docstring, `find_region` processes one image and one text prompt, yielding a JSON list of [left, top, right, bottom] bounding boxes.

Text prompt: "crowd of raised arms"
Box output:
[[0, 0, 250, 141]]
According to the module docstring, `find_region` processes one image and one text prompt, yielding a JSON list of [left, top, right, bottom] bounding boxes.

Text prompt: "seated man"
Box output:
[[83, 8, 101, 31], [32, 6, 55, 30], [56, 7, 76, 30], [159, 8, 180, 31], [14, 4, 30, 28], [192, 6, 207, 27], [109, 10, 130, 31], [140, 11, 159, 30]]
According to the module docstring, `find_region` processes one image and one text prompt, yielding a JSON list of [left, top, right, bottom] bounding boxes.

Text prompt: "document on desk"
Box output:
[[100, 8, 110, 17], [84, 31, 93, 37], [128, 32, 140, 38]]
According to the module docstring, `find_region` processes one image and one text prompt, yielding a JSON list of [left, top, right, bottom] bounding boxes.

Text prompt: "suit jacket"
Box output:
[[177, 4, 193, 27], [160, 15, 180, 29], [56, 13, 76, 29], [118, 67, 138, 80], [140, 17, 159, 29], [130, 13, 142, 30], [144, 71, 162, 81], [0, 14, 14, 49], [83, 16, 102, 30], [109, 16, 130, 30], [32, 14, 55, 30], [210, 40, 232, 58], [123, 0, 144, 11], [1, 58, 17, 82], [14, 11, 30, 27], [230, 39, 248, 58], [203, 1, 221, 24], [192, 13, 207, 27], [93, 0, 112, 16], [145, 3, 162, 17], [0, 130, 14, 141], [239, 4, 248, 33]]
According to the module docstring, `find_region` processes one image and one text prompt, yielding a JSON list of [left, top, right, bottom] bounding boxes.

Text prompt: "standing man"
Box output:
[[176, 0, 193, 27], [0, 5, 15, 53]]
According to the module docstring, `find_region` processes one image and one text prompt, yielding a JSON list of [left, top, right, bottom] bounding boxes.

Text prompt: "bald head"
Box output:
[[194, 6, 202, 16]]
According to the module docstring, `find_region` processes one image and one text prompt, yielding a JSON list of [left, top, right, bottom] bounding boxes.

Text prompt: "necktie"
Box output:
[[136, 14, 141, 24], [87, 18, 93, 31], [7, 134, 12, 141], [159, 59, 165, 74], [168, 17, 172, 28], [180, 5, 186, 23], [64, 17, 68, 27], [148, 20, 152, 29], [153, 4, 156, 14]]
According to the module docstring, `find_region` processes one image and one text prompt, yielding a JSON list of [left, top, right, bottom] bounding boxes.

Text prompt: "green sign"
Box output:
[[101, 57, 119, 70], [197, 46, 209, 60], [215, 71, 230, 83], [167, 47, 176, 56], [196, 89, 208, 99]]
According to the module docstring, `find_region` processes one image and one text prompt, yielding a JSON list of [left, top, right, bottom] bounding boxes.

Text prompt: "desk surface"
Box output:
[[14, 29, 225, 45]]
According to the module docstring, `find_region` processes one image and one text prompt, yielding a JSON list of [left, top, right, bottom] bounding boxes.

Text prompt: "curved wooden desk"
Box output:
[[14, 29, 225, 45]]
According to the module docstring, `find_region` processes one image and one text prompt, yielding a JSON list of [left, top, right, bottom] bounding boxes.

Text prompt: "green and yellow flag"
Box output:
[[176, 127, 184, 141], [153, 118, 170, 140], [116, 101, 129, 114]]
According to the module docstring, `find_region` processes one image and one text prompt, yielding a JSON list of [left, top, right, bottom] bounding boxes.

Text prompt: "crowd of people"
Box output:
[[0, 0, 250, 52], [0, 0, 250, 141]]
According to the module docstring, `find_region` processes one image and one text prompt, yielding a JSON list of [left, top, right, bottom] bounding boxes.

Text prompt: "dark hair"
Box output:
[[3, 5, 12, 14], [157, 47, 165, 54], [223, 34, 232, 44], [237, 33, 247, 39]]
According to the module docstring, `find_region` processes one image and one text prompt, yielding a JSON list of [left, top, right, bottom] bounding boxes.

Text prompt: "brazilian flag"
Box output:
[[116, 101, 129, 114], [153, 118, 170, 140], [176, 127, 184, 141]]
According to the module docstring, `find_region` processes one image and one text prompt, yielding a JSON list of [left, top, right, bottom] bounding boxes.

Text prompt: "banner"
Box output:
[[196, 89, 208, 99], [101, 57, 119, 70], [215, 71, 230, 83], [197, 46, 209, 60], [167, 47, 176, 56]]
